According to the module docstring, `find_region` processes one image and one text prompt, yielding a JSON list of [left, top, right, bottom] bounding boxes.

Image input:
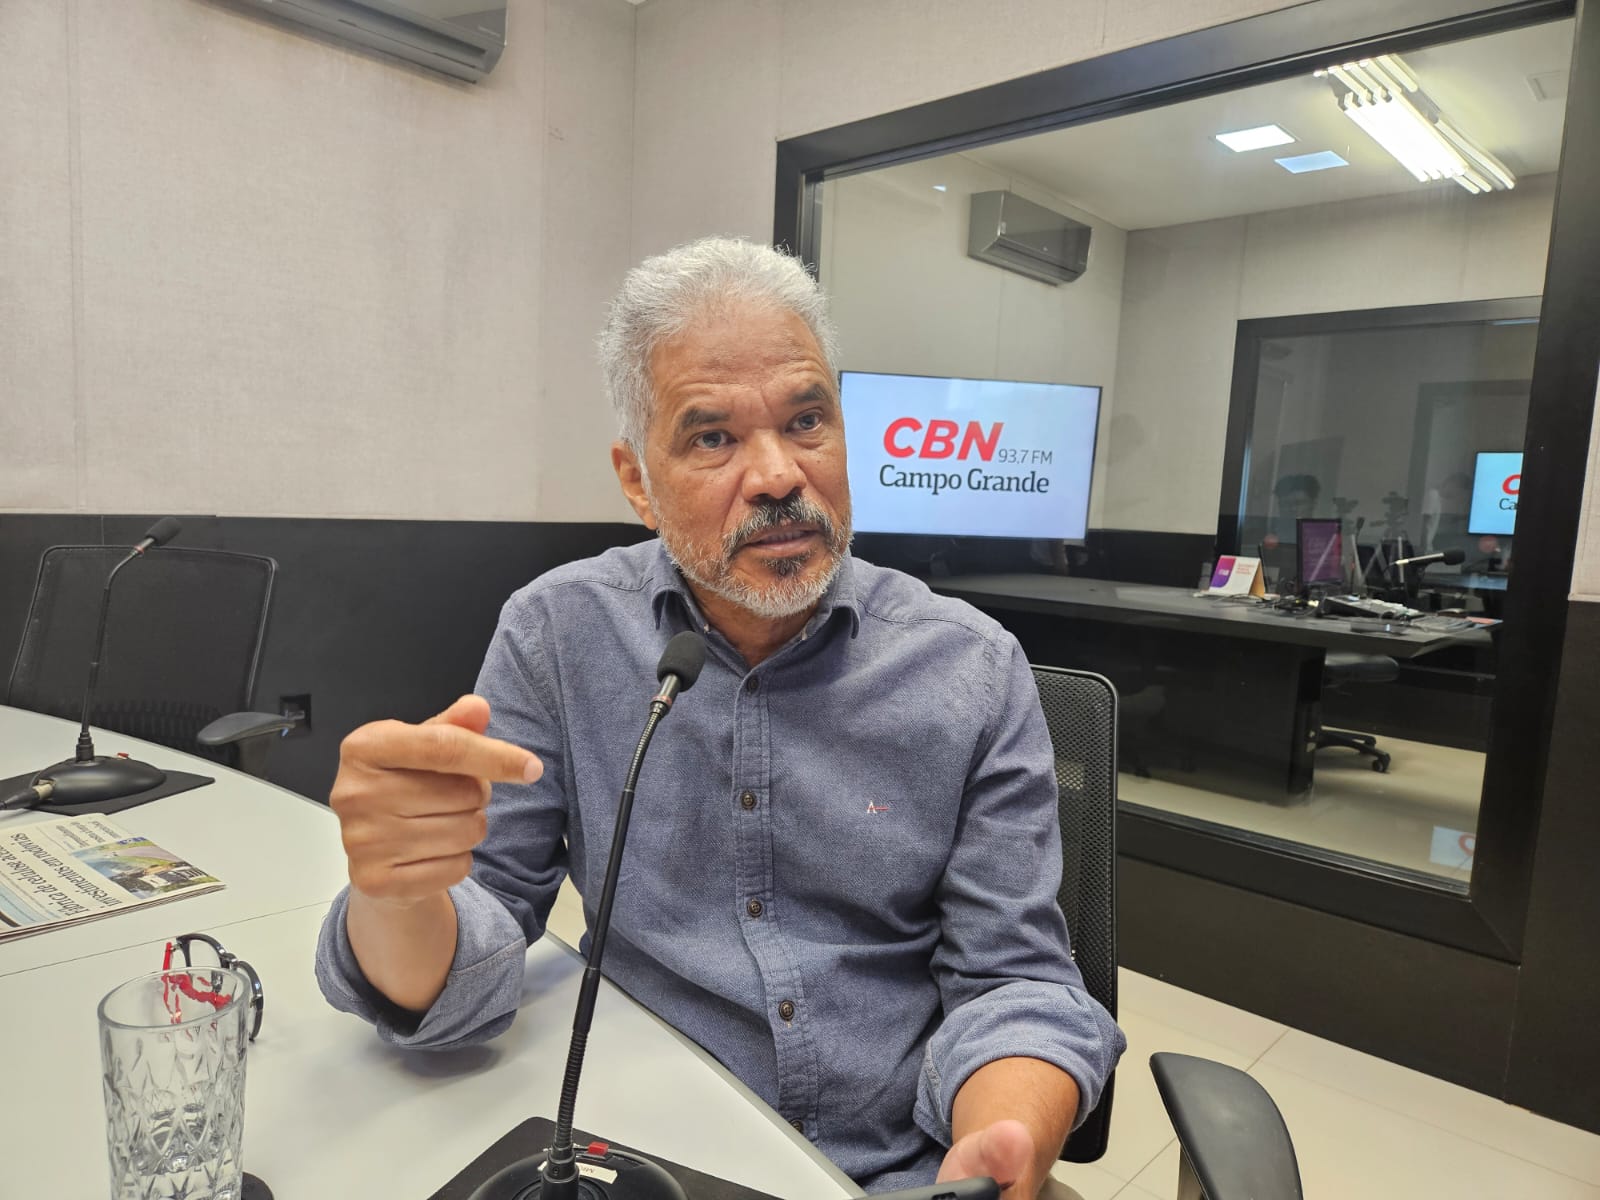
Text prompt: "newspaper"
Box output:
[[0, 816, 222, 942]]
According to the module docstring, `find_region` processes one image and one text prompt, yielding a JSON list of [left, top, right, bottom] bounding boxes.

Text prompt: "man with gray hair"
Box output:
[[316, 237, 1123, 1197]]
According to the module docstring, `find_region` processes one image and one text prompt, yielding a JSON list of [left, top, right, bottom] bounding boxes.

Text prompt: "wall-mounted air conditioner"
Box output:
[[967, 190, 1092, 285], [229, 0, 506, 83]]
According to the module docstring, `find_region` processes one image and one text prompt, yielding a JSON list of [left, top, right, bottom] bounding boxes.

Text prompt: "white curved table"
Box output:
[[0, 707, 857, 1199]]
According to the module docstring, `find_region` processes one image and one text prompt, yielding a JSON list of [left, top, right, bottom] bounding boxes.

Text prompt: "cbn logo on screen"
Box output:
[[882, 418, 1004, 462], [1502, 473, 1520, 495]]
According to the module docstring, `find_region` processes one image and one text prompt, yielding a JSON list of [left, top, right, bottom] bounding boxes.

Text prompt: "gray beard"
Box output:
[[657, 528, 846, 619], [650, 490, 851, 620]]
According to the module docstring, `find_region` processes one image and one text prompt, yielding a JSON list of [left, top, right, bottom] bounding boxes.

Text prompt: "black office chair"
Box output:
[[1315, 652, 1398, 773], [6, 545, 294, 778], [1032, 665, 1302, 1198]]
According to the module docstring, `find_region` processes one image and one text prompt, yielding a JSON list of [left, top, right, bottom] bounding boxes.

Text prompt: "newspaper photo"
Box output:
[[0, 816, 223, 942]]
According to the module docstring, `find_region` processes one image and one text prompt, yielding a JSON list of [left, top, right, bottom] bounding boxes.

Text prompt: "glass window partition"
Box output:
[[815, 16, 1573, 888]]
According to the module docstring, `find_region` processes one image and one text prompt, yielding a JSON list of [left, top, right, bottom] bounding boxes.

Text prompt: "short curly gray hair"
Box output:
[[598, 237, 841, 454]]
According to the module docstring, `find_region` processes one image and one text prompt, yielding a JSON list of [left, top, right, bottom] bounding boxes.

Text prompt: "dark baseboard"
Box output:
[[851, 527, 1216, 588], [1119, 856, 1518, 1096], [1504, 597, 1600, 1131], [0, 514, 651, 802]]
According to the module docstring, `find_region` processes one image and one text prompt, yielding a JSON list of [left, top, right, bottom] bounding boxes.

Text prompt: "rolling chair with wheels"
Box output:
[[1315, 651, 1398, 773], [7, 544, 296, 779], [1032, 665, 1302, 1198]]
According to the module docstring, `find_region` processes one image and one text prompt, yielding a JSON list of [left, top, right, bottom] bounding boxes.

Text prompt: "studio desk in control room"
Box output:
[[930, 574, 1493, 804]]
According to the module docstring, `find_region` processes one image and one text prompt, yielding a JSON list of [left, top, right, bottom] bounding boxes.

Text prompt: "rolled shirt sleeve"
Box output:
[[313, 877, 527, 1048], [913, 633, 1126, 1147]]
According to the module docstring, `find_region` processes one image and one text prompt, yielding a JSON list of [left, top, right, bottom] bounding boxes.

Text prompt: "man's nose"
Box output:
[[741, 432, 806, 502]]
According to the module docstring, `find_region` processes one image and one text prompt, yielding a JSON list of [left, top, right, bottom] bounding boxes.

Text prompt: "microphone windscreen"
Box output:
[[1441, 547, 1466, 566], [657, 631, 707, 690], [145, 517, 182, 547]]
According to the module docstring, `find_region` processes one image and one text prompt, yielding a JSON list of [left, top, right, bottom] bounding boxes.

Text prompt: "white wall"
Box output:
[[1574, 378, 1600, 602], [630, 0, 1311, 259], [0, 0, 638, 524], [1105, 175, 1558, 533], [821, 155, 1126, 525], [8, 0, 1596, 590]]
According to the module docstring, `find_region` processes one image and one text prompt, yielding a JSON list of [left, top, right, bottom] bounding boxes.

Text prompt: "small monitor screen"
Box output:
[[1297, 518, 1344, 587], [840, 371, 1101, 540], [1468, 451, 1521, 536]]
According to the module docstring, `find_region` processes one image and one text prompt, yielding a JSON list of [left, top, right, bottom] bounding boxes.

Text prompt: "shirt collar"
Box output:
[[647, 537, 862, 639]]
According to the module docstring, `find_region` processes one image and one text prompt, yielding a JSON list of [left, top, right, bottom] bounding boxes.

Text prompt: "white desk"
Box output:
[[0, 709, 856, 1199], [0, 705, 348, 978]]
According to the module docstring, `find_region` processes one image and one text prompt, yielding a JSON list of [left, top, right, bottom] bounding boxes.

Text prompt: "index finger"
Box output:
[[357, 720, 543, 785]]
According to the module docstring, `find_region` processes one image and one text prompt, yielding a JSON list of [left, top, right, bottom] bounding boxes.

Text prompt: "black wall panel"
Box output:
[[1504, 598, 1600, 1130], [0, 515, 650, 801]]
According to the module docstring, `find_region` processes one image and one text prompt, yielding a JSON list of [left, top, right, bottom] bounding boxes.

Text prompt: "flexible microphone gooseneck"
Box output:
[[471, 631, 707, 1200], [7, 519, 183, 812]]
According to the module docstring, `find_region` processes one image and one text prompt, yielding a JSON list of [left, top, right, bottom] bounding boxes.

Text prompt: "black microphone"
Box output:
[[1391, 548, 1467, 568], [133, 516, 182, 555], [23, 519, 182, 811], [471, 632, 706, 1200]]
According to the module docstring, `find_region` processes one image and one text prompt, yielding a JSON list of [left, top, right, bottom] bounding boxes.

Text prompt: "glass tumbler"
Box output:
[[98, 967, 251, 1200]]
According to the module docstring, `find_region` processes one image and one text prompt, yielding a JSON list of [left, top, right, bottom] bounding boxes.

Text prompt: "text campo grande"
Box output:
[[878, 464, 1050, 496]]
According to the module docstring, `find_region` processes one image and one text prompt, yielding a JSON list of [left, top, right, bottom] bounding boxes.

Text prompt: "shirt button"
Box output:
[[740, 790, 757, 811], [744, 675, 760, 694], [746, 898, 764, 918], [788, 1117, 805, 1135], [777, 999, 796, 1021]]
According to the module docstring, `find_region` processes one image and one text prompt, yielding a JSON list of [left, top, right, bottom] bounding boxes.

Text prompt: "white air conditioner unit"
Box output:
[[967, 191, 1092, 285], [230, 0, 506, 82]]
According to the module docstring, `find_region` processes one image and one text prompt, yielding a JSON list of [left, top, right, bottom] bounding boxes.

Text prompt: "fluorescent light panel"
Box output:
[[1276, 150, 1349, 174], [1317, 53, 1515, 194], [1215, 124, 1295, 152]]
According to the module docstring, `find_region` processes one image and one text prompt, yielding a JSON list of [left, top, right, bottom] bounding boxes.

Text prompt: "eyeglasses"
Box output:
[[162, 932, 264, 1041]]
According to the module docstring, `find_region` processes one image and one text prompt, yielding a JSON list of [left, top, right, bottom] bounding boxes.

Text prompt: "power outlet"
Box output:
[[279, 693, 312, 738]]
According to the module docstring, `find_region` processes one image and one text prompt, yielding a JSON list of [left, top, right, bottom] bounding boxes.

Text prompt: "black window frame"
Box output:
[[1218, 296, 1544, 557], [774, 0, 1600, 961]]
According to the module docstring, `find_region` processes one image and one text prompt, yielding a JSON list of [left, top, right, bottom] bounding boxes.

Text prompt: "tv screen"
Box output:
[[840, 371, 1101, 540], [1468, 451, 1521, 536]]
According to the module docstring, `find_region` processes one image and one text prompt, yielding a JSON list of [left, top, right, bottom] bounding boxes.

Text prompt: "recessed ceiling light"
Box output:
[[1215, 124, 1295, 152], [1275, 150, 1350, 174], [932, 184, 947, 192]]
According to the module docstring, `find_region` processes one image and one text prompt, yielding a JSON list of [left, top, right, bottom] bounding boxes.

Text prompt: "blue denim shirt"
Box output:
[[316, 540, 1124, 1190]]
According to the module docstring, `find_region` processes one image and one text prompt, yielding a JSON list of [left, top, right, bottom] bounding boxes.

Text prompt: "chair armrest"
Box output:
[[1149, 1052, 1302, 1200], [197, 711, 298, 746]]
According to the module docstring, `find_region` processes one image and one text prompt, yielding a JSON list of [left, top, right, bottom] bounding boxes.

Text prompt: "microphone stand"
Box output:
[[471, 641, 702, 1200], [27, 541, 174, 808]]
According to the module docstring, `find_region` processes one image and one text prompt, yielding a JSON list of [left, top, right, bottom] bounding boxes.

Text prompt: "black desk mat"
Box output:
[[429, 1117, 787, 1200], [0, 768, 212, 817]]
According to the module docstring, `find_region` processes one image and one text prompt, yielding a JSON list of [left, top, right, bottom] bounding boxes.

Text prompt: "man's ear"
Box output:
[[612, 441, 658, 529]]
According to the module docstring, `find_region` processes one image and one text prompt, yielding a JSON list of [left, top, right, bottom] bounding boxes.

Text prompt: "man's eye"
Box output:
[[692, 431, 729, 450], [793, 412, 823, 431]]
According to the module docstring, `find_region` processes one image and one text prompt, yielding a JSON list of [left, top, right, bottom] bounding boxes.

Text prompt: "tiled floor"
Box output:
[[1119, 734, 1485, 883], [1051, 971, 1600, 1200], [549, 884, 1600, 1198]]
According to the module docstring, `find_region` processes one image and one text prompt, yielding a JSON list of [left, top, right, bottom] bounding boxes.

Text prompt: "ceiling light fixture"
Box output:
[[1275, 150, 1350, 174], [1215, 124, 1296, 152], [1316, 53, 1515, 194]]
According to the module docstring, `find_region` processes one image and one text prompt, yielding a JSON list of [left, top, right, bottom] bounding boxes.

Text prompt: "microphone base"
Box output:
[[468, 1146, 688, 1200], [32, 755, 167, 810]]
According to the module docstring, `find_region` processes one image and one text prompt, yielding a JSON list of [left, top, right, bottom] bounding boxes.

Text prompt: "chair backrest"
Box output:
[[1030, 664, 1119, 1165], [6, 545, 276, 764]]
